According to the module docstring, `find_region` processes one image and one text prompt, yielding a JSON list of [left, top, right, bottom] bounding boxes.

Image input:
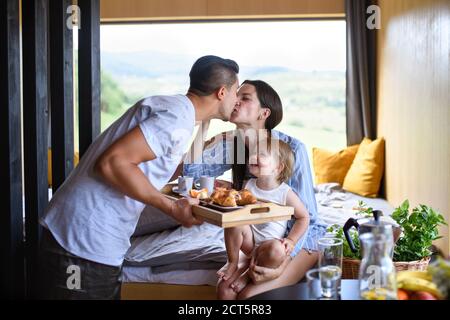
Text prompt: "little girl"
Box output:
[[217, 138, 310, 299]]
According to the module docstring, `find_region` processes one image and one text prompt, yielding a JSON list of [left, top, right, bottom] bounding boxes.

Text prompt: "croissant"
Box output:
[[210, 187, 258, 207], [211, 189, 241, 207], [189, 188, 209, 200], [237, 189, 257, 206]]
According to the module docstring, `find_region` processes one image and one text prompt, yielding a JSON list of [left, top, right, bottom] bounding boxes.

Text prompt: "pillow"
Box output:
[[48, 148, 80, 187], [313, 144, 360, 185], [343, 137, 385, 198]]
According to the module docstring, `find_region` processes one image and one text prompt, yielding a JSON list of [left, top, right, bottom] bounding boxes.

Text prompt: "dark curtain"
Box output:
[[345, 0, 377, 145]]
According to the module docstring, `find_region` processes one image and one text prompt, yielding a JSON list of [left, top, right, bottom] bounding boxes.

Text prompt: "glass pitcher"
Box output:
[[359, 232, 397, 300]]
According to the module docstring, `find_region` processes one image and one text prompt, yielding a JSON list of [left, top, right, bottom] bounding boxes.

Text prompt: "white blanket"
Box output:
[[125, 223, 226, 269], [315, 183, 396, 227]]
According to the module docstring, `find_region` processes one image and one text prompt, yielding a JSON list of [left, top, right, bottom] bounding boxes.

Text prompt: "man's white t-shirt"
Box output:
[[41, 95, 196, 266]]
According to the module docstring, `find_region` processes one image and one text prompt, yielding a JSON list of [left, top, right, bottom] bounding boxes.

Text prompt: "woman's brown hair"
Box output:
[[241, 80, 283, 130], [232, 80, 283, 189]]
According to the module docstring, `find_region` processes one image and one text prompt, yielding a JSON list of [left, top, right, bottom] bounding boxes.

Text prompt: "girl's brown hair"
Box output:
[[270, 139, 294, 183]]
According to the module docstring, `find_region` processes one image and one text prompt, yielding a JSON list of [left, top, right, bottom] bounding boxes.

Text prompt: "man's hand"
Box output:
[[281, 238, 295, 255], [169, 197, 203, 228]]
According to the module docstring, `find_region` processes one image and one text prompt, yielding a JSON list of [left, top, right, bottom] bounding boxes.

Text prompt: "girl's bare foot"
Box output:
[[217, 262, 238, 281], [230, 271, 250, 293]]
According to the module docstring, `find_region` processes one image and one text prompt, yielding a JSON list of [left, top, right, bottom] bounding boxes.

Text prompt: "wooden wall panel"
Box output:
[[100, 0, 207, 21], [207, 0, 344, 17], [49, 0, 74, 192], [121, 283, 216, 300], [22, 0, 50, 299], [100, 0, 344, 21], [78, 0, 101, 158], [0, 0, 25, 299], [376, 0, 450, 255]]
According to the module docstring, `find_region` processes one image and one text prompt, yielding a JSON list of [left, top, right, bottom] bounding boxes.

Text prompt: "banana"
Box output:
[[397, 277, 443, 299], [396, 270, 432, 282]]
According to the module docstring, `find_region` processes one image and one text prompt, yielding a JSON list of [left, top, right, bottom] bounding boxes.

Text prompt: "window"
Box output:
[[99, 20, 346, 176]]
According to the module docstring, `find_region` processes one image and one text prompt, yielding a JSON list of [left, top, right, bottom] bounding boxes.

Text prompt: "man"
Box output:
[[39, 55, 240, 299]]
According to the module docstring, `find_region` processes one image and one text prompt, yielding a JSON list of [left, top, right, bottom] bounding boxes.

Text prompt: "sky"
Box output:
[[89, 20, 346, 72]]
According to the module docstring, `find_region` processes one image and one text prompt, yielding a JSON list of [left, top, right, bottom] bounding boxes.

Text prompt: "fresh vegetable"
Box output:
[[396, 270, 445, 300], [397, 289, 409, 300], [428, 257, 450, 299], [397, 275, 443, 299], [396, 270, 432, 282], [409, 291, 438, 300]]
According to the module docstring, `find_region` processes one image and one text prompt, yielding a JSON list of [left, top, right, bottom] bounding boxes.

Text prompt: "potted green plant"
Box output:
[[327, 200, 447, 279]]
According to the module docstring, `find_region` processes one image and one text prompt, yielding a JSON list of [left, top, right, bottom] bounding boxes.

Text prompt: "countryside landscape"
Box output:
[[100, 50, 347, 172]]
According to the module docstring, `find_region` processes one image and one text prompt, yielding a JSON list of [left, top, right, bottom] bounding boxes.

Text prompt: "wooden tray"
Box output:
[[161, 184, 294, 228]]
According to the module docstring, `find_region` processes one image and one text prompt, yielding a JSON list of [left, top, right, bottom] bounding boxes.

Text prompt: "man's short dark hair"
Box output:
[[189, 55, 239, 96]]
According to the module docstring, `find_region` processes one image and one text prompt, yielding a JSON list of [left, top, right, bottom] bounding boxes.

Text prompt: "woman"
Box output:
[[183, 80, 327, 299]]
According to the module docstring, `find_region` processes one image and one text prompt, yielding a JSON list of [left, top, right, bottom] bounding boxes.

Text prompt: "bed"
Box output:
[[120, 204, 226, 300], [120, 182, 395, 300]]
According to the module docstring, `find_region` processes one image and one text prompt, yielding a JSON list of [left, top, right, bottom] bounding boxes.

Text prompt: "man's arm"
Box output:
[[94, 126, 202, 227]]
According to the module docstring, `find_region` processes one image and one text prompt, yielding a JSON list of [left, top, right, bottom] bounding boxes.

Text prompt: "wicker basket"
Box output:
[[342, 256, 431, 279]]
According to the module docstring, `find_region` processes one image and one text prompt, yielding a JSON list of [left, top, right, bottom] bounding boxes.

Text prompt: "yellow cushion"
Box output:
[[342, 137, 385, 198], [48, 148, 80, 187], [313, 144, 360, 185]]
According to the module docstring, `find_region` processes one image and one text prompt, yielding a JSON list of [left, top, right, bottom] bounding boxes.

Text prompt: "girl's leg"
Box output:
[[237, 249, 319, 300], [217, 254, 251, 300], [230, 269, 251, 294], [217, 225, 254, 281], [231, 239, 285, 293]]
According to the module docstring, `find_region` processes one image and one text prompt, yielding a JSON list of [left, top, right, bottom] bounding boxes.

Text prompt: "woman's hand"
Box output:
[[247, 255, 291, 284], [281, 238, 295, 255]]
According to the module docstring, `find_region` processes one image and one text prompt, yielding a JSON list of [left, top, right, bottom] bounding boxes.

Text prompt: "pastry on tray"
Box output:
[[189, 188, 209, 200], [236, 188, 257, 206], [209, 187, 257, 207]]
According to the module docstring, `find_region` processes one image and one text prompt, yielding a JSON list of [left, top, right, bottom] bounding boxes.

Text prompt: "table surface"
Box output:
[[250, 279, 361, 300]]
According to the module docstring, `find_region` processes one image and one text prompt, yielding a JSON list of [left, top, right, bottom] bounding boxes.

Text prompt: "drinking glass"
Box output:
[[306, 268, 339, 300], [306, 269, 322, 300], [318, 237, 343, 298], [319, 265, 341, 298]]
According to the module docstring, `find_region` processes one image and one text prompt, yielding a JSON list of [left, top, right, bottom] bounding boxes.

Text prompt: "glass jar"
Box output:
[[359, 232, 397, 300]]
